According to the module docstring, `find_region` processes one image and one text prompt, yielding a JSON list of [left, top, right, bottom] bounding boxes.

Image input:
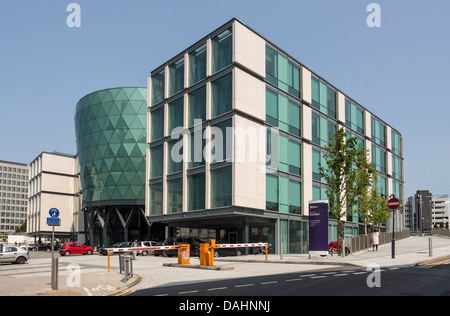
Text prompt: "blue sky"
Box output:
[[0, 0, 449, 198]]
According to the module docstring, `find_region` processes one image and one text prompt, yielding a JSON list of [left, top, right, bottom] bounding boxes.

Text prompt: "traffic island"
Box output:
[[163, 263, 234, 271]]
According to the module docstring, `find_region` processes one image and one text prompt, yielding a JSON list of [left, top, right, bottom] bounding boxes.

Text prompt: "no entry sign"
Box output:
[[387, 197, 401, 210]]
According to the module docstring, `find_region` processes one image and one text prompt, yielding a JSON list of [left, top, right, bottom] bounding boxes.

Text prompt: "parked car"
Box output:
[[195, 240, 245, 257], [59, 242, 94, 256], [153, 241, 164, 256], [161, 237, 203, 257], [34, 243, 52, 251], [0, 245, 29, 264], [98, 242, 133, 256], [132, 241, 157, 256]]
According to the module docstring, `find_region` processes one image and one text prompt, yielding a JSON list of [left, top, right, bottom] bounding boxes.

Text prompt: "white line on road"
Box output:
[[207, 287, 228, 291], [235, 284, 254, 288], [261, 281, 278, 285]]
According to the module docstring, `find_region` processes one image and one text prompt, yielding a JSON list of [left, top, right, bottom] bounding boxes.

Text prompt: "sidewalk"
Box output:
[[216, 236, 450, 268], [3, 236, 449, 296]]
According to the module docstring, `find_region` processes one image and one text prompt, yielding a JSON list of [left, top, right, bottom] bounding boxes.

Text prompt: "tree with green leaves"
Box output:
[[319, 128, 374, 256]]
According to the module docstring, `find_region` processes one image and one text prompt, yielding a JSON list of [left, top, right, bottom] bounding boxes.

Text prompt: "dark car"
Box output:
[[98, 242, 133, 256], [195, 240, 244, 257], [161, 237, 203, 257]]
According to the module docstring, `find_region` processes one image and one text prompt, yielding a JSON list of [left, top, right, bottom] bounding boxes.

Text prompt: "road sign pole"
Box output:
[[387, 197, 400, 260], [392, 210, 395, 259]]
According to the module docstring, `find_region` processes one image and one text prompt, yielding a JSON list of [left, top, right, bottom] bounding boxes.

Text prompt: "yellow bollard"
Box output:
[[178, 244, 190, 265], [265, 245, 268, 261], [107, 252, 110, 272], [208, 239, 215, 267], [200, 244, 207, 266]]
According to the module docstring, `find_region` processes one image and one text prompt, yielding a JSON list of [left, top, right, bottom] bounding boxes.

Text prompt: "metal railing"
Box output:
[[350, 229, 410, 253]]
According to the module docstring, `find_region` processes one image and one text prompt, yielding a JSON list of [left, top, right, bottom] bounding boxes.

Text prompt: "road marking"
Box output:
[[286, 278, 302, 282], [333, 274, 348, 277], [83, 287, 93, 296], [235, 284, 254, 288], [311, 276, 327, 279], [155, 294, 168, 296], [352, 271, 367, 275], [207, 287, 227, 291], [261, 281, 278, 285], [322, 272, 337, 275], [302, 274, 317, 277], [179, 290, 199, 295]]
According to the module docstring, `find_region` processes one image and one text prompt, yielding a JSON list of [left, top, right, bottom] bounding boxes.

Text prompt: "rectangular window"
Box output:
[[169, 58, 184, 97], [265, 46, 278, 85], [212, 28, 232, 74], [189, 44, 207, 86], [211, 73, 232, 118], [211, 166, 232, 208], [168, 98, 184, 136], [278, 94, 288, 132], [150, 107, 165, 142], [312, 113, 336, 147], [392, 156, 402, 180], [167, 140, 183, 174], [266, 174, 279, 211], [188, 131, 205, 169], [151, 70, 165, 106], [289, 180, 301, 214], [288, 62, 300, 98], [167, 178, 182, 214], [311, 75, 336, 118], [392, 131, 401, 156], [188, 172, 205, 211], [288, 140, 301, 176], [372, 144, 386, 173], [266, 88, 278, 126], [313, 185, 327, 201], [371, 117, 385, 147], [149, 182, 163, 216], [188, 86, 206, 127], [312, 149, 327, 183], [150, 145, 164, 179], [345, 99, 364, 134], [278, 54, 288, 92], [288, 100, 301, 136]]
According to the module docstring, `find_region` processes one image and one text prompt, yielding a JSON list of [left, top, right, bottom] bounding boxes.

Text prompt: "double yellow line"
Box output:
[[109, 289, 136, 296], [415, 255, 450, 269]]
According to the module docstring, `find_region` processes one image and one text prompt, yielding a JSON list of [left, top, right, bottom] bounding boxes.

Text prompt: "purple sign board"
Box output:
[[309, 200, 329, 256]]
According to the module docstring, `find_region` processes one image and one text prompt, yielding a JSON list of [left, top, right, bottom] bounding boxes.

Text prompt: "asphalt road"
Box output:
[[129, 258, 450, 296]]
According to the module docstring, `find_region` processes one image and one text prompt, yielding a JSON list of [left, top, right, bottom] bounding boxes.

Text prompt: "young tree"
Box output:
[[319, 128, 372, 256]]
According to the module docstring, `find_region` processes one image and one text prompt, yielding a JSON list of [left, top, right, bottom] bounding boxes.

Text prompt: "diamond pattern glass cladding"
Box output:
[[75, 87, 147, 203]]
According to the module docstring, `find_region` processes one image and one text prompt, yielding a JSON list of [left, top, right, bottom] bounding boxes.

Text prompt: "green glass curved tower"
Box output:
[[75, 87, 150, 246]]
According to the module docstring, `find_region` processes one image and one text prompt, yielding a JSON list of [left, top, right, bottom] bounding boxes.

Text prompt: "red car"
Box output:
[[59, 242, 93, 256]]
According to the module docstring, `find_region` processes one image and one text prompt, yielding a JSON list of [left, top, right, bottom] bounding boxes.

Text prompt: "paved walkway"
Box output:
[[1, 236, 449, 296]]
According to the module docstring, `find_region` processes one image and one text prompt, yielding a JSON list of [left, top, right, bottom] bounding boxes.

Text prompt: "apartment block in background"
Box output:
[[0, 160, 29, 235]]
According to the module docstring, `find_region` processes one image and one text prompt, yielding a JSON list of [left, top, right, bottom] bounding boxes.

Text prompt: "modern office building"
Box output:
[[75, 87, 151, 246], [28, 152, 83, 242], [145, 18, 405, 254], [0, 160, 29, 235]]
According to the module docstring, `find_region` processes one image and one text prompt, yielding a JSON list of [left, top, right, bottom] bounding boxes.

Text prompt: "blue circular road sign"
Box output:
[[49, 208, 60, 218]]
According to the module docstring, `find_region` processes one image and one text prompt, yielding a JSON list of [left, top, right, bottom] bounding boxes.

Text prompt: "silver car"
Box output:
[[0, 245, 29, 264]]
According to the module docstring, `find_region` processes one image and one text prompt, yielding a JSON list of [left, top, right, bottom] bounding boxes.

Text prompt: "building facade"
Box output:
[[75, 87, 151, 246], [0, 160, 29, 235], [146, 19, 405, 254], [432, 194, 449, 229], [28, 152, 83, 242]]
